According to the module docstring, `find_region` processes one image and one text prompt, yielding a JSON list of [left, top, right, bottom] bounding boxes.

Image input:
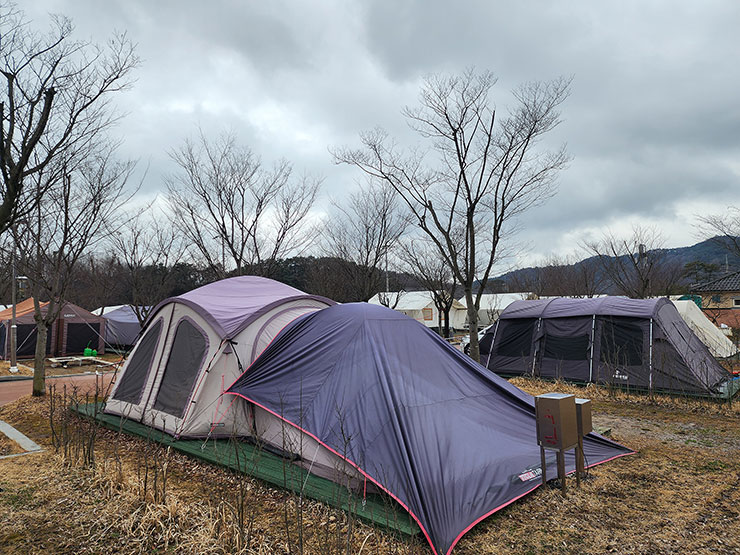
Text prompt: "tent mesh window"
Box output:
[[65, 323, 100, 354], [543, 333, 590, 361], [495, 319, 535, 357], [16, 324, 51, 357], [112, 319, 163, 404], [153, 318, 208, 418], [599, 319, 643, 367]]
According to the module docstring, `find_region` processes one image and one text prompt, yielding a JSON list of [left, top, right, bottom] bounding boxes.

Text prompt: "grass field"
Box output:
[[0, 378, 738, 554]]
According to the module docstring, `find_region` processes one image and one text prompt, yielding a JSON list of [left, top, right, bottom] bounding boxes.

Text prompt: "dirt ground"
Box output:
[[0, 373, 116, 407], [0, 378, 739, 554], [0, 353, 125, 378]]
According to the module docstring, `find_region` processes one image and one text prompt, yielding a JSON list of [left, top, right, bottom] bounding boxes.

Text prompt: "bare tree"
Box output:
[[375, 288, 405, 309], [399, 238, 458, 337], [0, 233, 14, 301], [110, 207, 189, 324], [322, 178, 407, 302], [166, 131, 321, 279], [696, 206, 740, 264], [0, 3, 138, 235], [14, 145, 135, 395], [515, 252, 604, 298], [334, 69, 571, 361], [583, 225, 683, 298], [64, 253, 126, 310]]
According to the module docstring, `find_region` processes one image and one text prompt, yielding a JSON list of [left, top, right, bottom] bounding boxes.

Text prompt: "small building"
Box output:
[[0, 298, 105, 359], [367, 291, 467, 331], [458, 293, 533, 328], [692, 270, 740, 309], [692, 271, 740, 341]]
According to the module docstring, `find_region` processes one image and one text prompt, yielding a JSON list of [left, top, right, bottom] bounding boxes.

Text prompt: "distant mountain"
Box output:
[[659, 236, 740, 268], [496, 236, 740, 294]]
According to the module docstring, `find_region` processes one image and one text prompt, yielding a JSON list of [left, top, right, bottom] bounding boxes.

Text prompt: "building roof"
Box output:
[[692, 270, 740, 293], [368, 291, 465, 311], [457, 293, 532, 311]]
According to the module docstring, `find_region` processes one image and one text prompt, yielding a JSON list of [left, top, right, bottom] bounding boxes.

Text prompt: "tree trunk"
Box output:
[[443, 306, 451, 339], [32, 322, 48, 396], [465, 288, 480, 362]]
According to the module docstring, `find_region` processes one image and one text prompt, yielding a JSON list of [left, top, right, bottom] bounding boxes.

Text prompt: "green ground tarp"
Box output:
[[73, 403, 419, 536]]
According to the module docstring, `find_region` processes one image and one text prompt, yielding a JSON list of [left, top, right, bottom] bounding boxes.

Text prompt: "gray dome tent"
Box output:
[[105, 276, 335, 437], [94, 305, 145, 347], [481, 297, 738, 397]]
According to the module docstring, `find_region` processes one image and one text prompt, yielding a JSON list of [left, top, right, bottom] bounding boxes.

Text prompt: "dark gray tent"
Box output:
[[481, 297, 738, 397], [227, 302, 632, 555], [0, 298, 105, 358], [94, 305, 144, 347]]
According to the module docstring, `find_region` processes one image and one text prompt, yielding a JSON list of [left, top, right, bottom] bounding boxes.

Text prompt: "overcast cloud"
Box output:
[[23, 0, 740, 268]]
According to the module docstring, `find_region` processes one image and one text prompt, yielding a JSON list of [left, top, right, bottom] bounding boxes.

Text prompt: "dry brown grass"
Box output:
[[0, 433, 24, 456], [0, 395, 425, 555], [0, 360, 34, 376], [509, 376, 740, 418], [0, 379, 739, 554]]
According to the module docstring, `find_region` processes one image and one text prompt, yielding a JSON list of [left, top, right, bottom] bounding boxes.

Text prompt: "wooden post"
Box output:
[[557, 449, 567, 495], [576, 436, 585, 485], [540, 445, 547, 485]]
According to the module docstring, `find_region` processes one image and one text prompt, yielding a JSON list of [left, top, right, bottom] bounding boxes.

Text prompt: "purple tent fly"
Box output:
[[480, 297, 736, 397], [226, 303, 633, 555]]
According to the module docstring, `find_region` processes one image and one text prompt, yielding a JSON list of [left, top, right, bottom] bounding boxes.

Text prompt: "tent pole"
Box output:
[[589, 314, 596, 382], [649, 318, 654, 395], [485, 319, 500, 368], [531, 318, 541, 377]]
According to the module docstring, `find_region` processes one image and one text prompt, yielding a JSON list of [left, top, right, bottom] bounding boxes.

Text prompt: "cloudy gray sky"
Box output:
[[25, 0, 740, 268]]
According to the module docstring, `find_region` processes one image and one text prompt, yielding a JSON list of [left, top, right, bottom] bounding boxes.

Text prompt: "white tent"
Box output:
[[367, 291, 467, 330], [458, 293, 533, 328], [105, 277, 334, 438], [672, 300, 738, 358]]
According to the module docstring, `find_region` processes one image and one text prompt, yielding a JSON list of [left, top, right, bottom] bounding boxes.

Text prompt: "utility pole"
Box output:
[[385, 250, 390, 296], [9, 246, 18, 373]]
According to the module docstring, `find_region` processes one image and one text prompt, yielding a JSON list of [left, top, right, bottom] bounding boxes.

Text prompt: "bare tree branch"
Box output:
[[166, 130, 321, 279], [110, 205, 190, 324], [399, 238, 459, 338], [696, 206, 740, 263], [321, 178, 408, 301], [13, 142, 136, 395], [334, 69, 571, 360], [582, 224, 683, 298], [0, 3, 138, 235]]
